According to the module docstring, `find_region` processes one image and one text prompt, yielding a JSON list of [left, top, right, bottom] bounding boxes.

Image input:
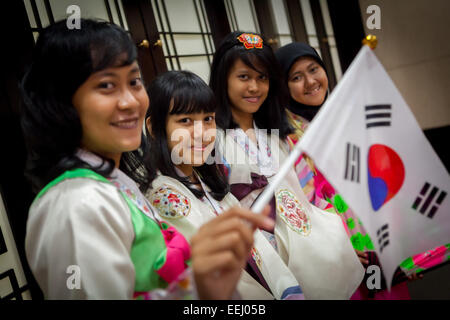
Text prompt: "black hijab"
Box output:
[[275, 42, 328, 121]]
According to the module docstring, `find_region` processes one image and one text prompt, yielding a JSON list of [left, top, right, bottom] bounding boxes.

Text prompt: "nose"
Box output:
[[304, 74, 316, 88], [248, 78, 259, 93], [118, 88, 140, 110], [193, 120, 203, 140]]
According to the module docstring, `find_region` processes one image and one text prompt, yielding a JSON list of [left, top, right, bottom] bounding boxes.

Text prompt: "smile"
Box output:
[[191, 145, 210, 151], [110, 118, 139, 129], [244, 96, 260, 103], [304, 85, 321, 96]]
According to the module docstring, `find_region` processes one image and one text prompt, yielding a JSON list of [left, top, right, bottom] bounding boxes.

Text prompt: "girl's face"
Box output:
[[72, 61, 148, 166], [161, 108, 216, 175], [227, 58, 269, 117], [287, 56, 328, 106]]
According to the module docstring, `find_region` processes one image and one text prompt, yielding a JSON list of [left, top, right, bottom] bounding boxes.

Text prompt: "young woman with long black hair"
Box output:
[[209, 31, 365, 299], [144, 70, 303, 300], [21, 19, 270, 300]]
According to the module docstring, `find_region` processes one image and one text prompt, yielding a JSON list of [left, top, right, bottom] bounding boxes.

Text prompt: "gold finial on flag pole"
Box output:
[[362, 34, 378, 50]]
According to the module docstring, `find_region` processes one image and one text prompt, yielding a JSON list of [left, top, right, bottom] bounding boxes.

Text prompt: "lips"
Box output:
[[304, 85, 321, 96], [110, 117, 139, 129], [191, 144, 210, 151], [244, 96, 260, 103], [190, 141, 214, 151]]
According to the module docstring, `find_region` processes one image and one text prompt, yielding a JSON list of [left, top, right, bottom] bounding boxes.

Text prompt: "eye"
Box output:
[[178, 117, 192, 124], [259, 74, 268, 81], [238, 74, 249, 80], [130, 77, 143, 87], [310, 66, 318, 73], [291, 75, 303, 82], [204, 115, 215, 122], [98, 82, 115, 90]]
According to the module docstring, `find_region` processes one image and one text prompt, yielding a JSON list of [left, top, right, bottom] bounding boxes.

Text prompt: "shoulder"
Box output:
[[147, 176, 192, 220], [29, 178, 131, 232]]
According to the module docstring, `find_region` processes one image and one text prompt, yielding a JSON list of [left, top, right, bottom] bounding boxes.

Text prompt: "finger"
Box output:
[[355, 250, 368, 258], [193, 230, 249, 262], [227, 206, 274, 231], [193, 219, 254, 256], [214, 206, 274, 231], [193, 208, 271, 242], [193, 250, 244, 276], [358, 257, 369, 265]]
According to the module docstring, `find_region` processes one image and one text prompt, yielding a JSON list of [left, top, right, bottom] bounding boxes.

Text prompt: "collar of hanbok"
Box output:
[[76, 148, 159, 221], [227, 121, 278, 176], [171, 167, 224, 215]]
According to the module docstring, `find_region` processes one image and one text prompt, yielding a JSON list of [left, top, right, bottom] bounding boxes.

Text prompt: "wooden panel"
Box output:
[[284, 0, 308, 42], [252, 0, 278, 48], [326, 0, 365, 73], [203, 0, 231, 49], [309, 0, 336, 90]]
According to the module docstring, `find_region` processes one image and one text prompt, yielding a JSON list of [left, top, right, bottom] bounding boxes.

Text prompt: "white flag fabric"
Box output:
[[298, 45, 450, 290]]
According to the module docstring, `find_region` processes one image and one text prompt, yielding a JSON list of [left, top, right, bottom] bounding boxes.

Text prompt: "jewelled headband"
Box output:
[[237, 33, 263, 49]]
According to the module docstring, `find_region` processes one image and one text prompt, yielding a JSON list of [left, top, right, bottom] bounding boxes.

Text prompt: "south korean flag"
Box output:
[[298, 45, 450, 290]]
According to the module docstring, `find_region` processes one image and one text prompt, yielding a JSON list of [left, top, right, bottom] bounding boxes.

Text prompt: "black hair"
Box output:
[[145, 70, 229, 201], [209, 31, 293, 138], [20, 18, 153, 193]]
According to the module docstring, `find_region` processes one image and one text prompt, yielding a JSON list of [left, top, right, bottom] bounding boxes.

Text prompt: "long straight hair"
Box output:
[[209, 31, 293, 139], [20, 19, 154, 193], [145, 70, 229, 201]]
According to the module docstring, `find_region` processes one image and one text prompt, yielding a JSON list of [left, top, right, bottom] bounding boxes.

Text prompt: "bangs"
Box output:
[[239, 53, 268, 76], [169, 82, 216, 115], [90, 25, 137, 72]]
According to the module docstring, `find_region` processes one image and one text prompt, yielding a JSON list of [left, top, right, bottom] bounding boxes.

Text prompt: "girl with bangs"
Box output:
[[21, 19, 272, 300], [209, 31, 365, 299], [144, 70, 304, 300]]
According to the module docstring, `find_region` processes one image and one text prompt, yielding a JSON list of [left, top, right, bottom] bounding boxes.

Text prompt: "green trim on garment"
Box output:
[[333, 194, 348, 214], [34, 168, 169, 293], [399, 257, 414, 270], [363, 234, 375, 250], [124, 194, 168, 292], [35, 168, 109, 201], [347, 217, 355, 230], [350, 232, 364, 251]]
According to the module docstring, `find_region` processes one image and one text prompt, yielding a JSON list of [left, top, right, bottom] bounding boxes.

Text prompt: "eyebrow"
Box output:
[[95, 66, 140, 78], [290, 62, 318, 77]]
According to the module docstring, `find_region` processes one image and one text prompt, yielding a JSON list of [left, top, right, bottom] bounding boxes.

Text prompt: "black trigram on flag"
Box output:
[[344, 143, 360, 182], [412, 182, 447, 219], [376, 224, 389, 252], [365, 104, 391, 128]]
